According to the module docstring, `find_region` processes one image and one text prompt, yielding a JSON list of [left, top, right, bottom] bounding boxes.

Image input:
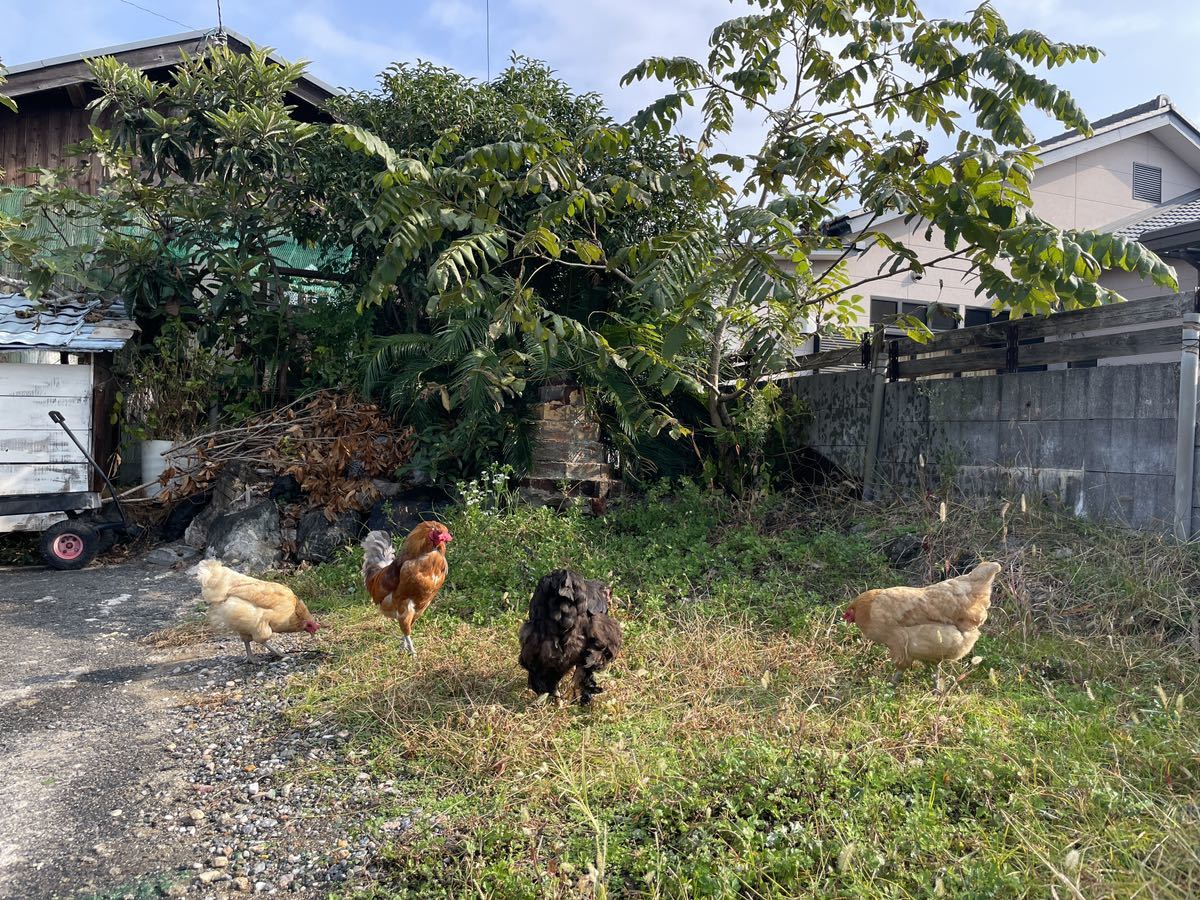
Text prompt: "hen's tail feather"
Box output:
[[361, 530, 396, 580], [195, 559, 226, 604], [965, 561, 1002, 583]]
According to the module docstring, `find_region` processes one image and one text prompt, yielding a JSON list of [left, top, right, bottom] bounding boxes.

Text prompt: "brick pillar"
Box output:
[[521, 382, 620, 507]]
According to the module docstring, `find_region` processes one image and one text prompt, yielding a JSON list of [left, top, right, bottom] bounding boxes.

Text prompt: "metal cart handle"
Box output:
[[48, 410, 130, 528]]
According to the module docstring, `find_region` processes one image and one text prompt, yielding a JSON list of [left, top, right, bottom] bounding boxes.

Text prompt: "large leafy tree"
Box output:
[[0, 46, 363, 409], [622, 0, 1177, 445], [342, 0, 1175, 484], [322, 58, 707, 478]]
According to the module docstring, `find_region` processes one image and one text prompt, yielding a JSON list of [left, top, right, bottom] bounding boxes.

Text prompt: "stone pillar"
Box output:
[[521, 382, 620, 508]]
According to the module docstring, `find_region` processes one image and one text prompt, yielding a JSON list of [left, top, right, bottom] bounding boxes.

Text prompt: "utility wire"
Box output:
[[485, 0, 490, 81], [115, 0, 198, 30]]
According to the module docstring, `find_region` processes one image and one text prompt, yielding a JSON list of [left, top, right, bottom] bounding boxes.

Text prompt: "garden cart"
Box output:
[[0, 411, 140, 569]]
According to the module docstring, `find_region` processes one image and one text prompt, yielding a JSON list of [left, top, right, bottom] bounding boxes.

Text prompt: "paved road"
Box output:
[[0, 561, 201, 898]]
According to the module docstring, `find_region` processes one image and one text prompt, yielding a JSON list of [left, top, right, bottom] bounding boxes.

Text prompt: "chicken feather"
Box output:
[[845, 561, 1001, 689], [361, 522, 452, 656], [196, 559, 319, 662]]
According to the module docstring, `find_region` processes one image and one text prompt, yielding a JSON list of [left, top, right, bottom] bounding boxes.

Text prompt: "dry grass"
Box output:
[[281, 487, 1200, 898]]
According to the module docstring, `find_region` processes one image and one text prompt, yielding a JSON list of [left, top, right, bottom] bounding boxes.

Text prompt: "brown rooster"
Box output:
[[518, 570, 622, 704], [361, 522, 452, 656], [844, 561, 1001, 691]]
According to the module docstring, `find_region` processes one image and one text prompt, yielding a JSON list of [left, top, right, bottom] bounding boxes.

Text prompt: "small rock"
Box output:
[[210, 855, 229, 868], [197, 869, 223, 884], [886, 533, 926, 568]]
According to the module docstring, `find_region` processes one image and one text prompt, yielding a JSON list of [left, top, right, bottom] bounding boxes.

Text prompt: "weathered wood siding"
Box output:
[[0, 362, 92, 531], [0, 104, 102, 193]]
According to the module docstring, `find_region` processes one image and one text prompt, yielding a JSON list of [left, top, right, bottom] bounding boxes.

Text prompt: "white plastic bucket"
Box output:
[[140, 439, 174, 498]]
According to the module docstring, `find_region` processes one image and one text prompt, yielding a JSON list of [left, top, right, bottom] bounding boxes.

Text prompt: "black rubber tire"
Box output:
[[40, 520, 100, 570]]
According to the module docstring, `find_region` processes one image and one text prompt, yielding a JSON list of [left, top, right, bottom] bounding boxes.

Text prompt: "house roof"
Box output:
[[1039, 96, 1177, 149], [1, 29, 337, 116], [1033, 94, 1200, 169], [1107, 188, 1200, 240], [847, 95, 1200, 233], [0, 293, 138, 351]]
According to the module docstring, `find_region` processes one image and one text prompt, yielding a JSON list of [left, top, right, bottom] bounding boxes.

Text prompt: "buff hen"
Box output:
[[844, 561, 1001, 690]]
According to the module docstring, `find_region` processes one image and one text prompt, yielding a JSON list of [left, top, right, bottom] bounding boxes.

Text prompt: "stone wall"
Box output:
[[785, 363, 1185, 533]]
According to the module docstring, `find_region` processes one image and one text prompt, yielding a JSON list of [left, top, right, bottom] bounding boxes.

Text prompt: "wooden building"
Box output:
[[0, 29, 336, 193]]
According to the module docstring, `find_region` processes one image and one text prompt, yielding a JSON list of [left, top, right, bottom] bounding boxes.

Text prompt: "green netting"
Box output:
[[0, 187, 351, 299]]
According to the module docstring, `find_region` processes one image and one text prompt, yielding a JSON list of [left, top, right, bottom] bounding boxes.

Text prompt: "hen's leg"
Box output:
[[262, 640, 286, 660], [401, 634, 416, 656], [888, 668, 903, 687], [932, 663, 944, 694], [242, 637, 256, 663]]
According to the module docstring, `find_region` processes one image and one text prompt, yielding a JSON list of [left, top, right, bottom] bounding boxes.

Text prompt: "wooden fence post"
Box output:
[[1174, 312, 1200, 541], [862, 329, 887, 502]]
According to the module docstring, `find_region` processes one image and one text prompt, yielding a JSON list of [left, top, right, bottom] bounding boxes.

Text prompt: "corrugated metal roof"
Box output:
[[1108, 188, 1200, 240], [3, 28, 339, 104], [0, 293, 138, 351]]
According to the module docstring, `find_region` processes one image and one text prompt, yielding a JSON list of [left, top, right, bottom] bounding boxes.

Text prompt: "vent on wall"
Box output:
[[1133, 163, 1162, 203]]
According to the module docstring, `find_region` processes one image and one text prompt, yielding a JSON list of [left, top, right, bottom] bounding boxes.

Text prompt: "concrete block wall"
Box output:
[[781, 370, 873, 477], [786, 362, 1185, 533]]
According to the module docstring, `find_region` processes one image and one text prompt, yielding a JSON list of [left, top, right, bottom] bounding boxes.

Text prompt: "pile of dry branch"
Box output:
[[159, 392, 415, 519]]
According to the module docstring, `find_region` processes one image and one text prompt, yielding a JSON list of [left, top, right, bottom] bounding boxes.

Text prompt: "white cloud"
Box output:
[[282, 8, 449, 88]]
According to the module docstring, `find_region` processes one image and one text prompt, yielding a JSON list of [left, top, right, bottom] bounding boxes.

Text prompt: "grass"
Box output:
[[283, 482, 1200, 898]]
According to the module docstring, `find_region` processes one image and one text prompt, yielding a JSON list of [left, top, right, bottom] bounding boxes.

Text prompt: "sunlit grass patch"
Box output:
[[291, 487, 1200, 898]]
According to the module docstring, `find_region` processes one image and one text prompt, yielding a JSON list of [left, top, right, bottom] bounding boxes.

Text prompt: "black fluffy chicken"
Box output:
[[518, 570, 622, 705]]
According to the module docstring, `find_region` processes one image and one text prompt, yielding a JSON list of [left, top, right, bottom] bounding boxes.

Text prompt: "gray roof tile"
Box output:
[[0, 293, 138, 351], [1109, 189, 1200, 240]]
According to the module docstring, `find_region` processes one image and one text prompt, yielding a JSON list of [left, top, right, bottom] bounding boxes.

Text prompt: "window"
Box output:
[[870, 298, 958, 333], [964, 307, 996, 328], [869, 298, 898, 326], [1132, 163, 1162, 203]]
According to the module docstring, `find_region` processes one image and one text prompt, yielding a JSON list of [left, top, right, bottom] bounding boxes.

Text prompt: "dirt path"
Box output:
[[0, 562, 203, 898], [0, 561, 380, 899]]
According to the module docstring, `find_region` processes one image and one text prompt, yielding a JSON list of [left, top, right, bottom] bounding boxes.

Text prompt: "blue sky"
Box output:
[[0, 0, 1188, 142]]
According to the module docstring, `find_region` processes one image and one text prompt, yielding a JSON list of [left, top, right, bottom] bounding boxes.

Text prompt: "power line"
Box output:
[[485, 0, 490, 81], [115, 0, 198, 31]]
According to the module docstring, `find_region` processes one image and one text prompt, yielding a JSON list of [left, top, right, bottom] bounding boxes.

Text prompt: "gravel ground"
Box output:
[[0, 559, 387, 899]]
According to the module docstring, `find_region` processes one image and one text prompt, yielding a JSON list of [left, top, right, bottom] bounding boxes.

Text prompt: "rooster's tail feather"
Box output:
[[361, 530, 396, 580]]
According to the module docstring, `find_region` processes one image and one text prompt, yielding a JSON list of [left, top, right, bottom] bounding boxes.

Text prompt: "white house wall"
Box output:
[[817, 130, 1200, 348], [1032, 133, 1198, 230]]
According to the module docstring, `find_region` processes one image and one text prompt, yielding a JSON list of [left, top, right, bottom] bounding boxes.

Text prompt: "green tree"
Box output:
[[622, 0, 1176, 452], [341, 0, 1175, 486], [323, 58, 707, 479], [0, 59, 15, 114], [0, 45, 359, 410]]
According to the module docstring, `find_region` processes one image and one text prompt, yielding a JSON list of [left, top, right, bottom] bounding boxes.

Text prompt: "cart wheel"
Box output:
[[40, 521, 100, 570]]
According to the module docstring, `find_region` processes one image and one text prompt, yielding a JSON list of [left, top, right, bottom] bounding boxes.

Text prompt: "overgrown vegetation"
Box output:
[[283, 487, 1200, 898], [2, 0, 1181, 486]]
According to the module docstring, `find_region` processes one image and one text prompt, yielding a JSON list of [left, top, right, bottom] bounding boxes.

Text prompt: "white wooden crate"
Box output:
[[0, 362, 94, 532]]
